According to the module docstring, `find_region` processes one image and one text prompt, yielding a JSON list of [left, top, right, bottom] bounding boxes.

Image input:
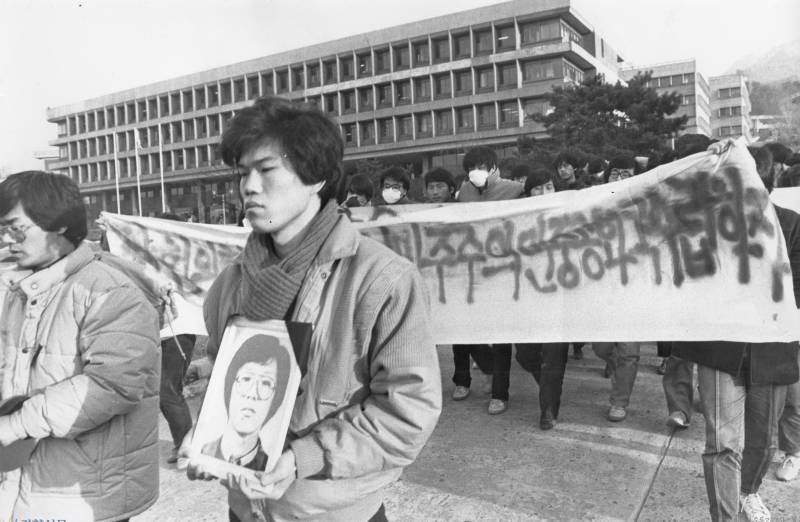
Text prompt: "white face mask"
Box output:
[[382, 187, 403, 204], [468, 169, 490, 188]]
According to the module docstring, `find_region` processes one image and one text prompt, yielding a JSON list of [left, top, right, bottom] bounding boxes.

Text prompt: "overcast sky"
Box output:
[[1, 0, 797, 173]]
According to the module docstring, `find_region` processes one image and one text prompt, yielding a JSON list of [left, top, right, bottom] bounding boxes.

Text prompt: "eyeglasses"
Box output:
[[233, 373, 276, 400], [609, 169, 635, 180], [0, 223, 35, 244]]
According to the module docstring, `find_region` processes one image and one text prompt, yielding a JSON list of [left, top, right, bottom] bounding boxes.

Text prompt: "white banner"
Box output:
[[99, 140, 800, 344]]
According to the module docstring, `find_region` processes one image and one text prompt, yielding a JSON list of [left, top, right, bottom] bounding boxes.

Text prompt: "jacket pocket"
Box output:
[[27, 436, 102, 497]]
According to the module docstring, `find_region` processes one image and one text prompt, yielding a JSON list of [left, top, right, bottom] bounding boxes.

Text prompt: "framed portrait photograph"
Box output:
[[188, 317, 301, 481]]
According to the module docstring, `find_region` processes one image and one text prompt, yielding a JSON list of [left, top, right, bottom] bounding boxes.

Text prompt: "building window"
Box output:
[[137, 101, 147, 121], [359, 87, 374, 110], [340, 56, 355, 80], [452, 32, 470, 58], [456, 107, 473, 133], [413, 41, 429, 66], [718, 106, 742, 117], [395, 80, 411, 105], [194, 88, 205, 109], [394, 44, 410, 71], [522, 98, 550, 125], [377, 83, 392, 108], [474, 28, 492, 55], [342, 123, 356, 146], [88, 139, 96, 157], [357, 52, 372, 77], [497, 62, 517, 89], [521, 59, 561, 82], [718, 87, 741, 99], [476, 66, 494, 92], [196, 117, 207, 138], [97, 111, 106, 130], [172, 121, 183, 142], [341, 90, 356, 113], [414, 77, 431, 101], [397, 116, 413, 140], [291, 66, 304, 90], [125, 103, 135, 124], [682, 94, 695, 106], [261, 71, 273, 94], [432, 36, 449, 63], [276, 70, 289, 93], [209, 114, 220, 136], [323, 60, 337, 85], [454, 69, 472, 96], [562, 60, 584, 84], [520, 19, 561, 45], [378, 118, 393, 143], [436, 109, 453, 134], [561, 21, 583, 47], [307, 63, 320, 87], [434, 73, 452, 99], [375, 48, 390, 74], [162, 151, 172, 170], [683, 73, 695, 84], [499, 100, 519, 127], [183, 120, 194, 141], [496, 24, 515, 50], [208, 85, 219, 107], [247, 75, 260, 99], [106, 108, 115, 127], [324, 93, 337, 114], [477, 104, 496, 129], [360, 121, 375, 144], [416, 113, 433, 137]]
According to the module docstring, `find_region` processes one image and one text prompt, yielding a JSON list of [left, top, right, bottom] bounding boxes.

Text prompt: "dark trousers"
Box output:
[[452, 344, 511, 401], [229, 504, 388, 522], [516, 343, 569, 418], [159, 334, 196, 448]]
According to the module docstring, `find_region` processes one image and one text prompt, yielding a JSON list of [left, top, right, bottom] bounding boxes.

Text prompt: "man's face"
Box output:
[[239, 141, 322, 239], [607, 168, 635, 184], [557, 162, 576, 182], [529, 181, 555, 197], [228, 360, 278, 436], [381, 177, 407, 204], [426, 181, 452, 203], [0, 203, 65, 270]]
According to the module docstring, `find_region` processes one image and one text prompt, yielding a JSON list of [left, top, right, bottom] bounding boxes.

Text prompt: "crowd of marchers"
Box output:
[[0, 94, 798, 522]]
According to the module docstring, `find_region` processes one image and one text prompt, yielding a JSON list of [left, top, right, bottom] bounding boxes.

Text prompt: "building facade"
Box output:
[[46, 0, 623, 223], [709, 73, 752, 143], [619, 59, 712, 137]]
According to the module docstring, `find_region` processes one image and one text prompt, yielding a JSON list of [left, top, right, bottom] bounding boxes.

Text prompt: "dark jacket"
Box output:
[[671, 204, 800, 385]]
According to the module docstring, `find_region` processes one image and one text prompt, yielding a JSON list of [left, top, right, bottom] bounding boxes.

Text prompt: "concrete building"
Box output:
[[750, 114, 786, 142], [619, 59, 711, 137], [709, 73, 752, 143], [45, 0, 624, 222]]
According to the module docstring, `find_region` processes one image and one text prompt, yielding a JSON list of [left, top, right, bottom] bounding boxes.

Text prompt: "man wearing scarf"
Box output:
[[189, 96, 441, 522]]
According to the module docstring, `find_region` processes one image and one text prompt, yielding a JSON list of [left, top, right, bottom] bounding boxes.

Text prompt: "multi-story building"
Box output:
[[709, 73, 752, 143], [46, 0, 624, 223], [750, 114, 785, 142], [619, 59, 711, 137]]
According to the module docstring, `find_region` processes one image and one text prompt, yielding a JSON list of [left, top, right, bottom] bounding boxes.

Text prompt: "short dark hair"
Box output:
[[463, 146, 497, 173], [553, 150, 584, 169], [675, 133, 712, 158], [510, 163, 532, 181], [749, 146, 775, 190], [585, 156, 606, 175], [0, 171, 87, 247], [608, 154, 636, 171], [220, 96, 342, 203], [346, 173, 374, 200], [524, 166, 554, 195], [223, 334, 291, 423], [424, 168, 456, 190], [379, 166, 411, 191], [764, 142, 793, 164]]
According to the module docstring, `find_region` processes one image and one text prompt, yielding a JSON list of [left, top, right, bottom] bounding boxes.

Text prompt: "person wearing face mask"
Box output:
[[453, 146, 522, 415], [341, 173, 374, 208], [372, 167, 416, 206]]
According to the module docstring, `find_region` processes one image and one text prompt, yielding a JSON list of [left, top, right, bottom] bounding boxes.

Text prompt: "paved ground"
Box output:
[[139, 344, 800, 521]]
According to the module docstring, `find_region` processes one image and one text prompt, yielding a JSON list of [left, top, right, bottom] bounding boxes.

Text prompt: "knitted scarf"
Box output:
[[239, 200, 338, 321]]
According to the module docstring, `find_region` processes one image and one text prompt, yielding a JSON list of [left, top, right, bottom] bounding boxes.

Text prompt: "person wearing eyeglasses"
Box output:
[[0, 171, 161, 521], [201, 336, 290, 472], [604, 154, 637, 184]]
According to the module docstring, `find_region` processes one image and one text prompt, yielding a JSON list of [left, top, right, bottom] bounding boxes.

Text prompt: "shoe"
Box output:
[[488, 399, 507, 415], [656, 358, 668, 375], [775, 454, 800, 481], [573, 346, 583, 360], [452, 386, 470, 401], [607, 406, 627, 422], [666, 411, 689, 429], [603, 363, 612, 378], [740, 492, 770, 522], [166, 447, 179, 464], [540, 411, 556, 430]]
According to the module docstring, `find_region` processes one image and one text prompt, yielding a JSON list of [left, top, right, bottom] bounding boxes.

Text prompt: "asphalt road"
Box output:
[[139, 343, 800, 521]]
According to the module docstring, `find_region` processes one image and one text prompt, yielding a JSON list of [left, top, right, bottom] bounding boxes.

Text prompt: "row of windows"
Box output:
[[717, 105, 742, 118], [339, 98, 550, 147], [57, 17, 585, 137], [646, 73, 695, 89], [716, 125, 743, 137], [69, 144, 221, 185], [716, 87, 742, 99]]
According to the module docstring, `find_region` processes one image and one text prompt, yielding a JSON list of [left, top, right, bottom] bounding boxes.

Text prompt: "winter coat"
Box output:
[[204, 214, 442, 522], [0, 243, 161, 521]]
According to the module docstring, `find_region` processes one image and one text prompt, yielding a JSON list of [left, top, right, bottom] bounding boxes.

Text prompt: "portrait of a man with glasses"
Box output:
[[201, 334, 291, 472]]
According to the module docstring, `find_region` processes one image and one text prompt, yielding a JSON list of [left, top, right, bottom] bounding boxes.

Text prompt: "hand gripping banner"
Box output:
[[99, 140, 800, 344]]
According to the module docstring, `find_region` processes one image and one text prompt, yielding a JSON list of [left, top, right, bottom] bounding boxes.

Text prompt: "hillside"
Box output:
[[725, 39, 800, 83]]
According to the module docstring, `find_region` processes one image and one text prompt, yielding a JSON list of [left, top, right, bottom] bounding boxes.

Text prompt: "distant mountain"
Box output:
[[725, 39, 800, 83]]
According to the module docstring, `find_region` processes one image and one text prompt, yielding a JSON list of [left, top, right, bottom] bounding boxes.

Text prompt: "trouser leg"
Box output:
[[159, 334, 196, 447], [491, 344, 512, 401], [741, 383, 785, 495], [608, 342, 640, 408], [539, 343, 569, 418], [778, 352, 800, 455], [662, 355, 694, 419], [452, 345, 473, 387], [697, 365, 745, 522]]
